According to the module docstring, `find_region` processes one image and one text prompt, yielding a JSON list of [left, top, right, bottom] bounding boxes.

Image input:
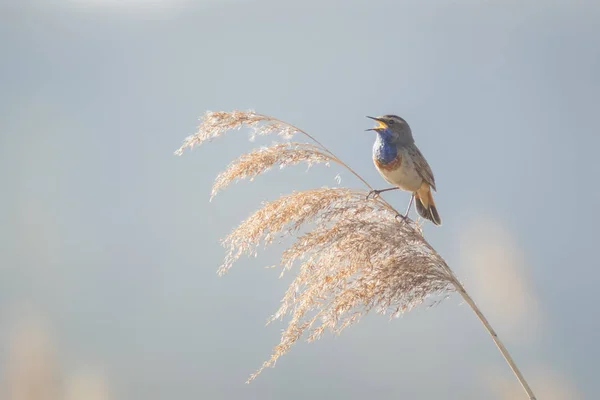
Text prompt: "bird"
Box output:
[[365, 114, 441, 226]]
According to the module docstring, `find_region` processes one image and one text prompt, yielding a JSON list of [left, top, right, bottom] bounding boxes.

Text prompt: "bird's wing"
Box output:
[[409, 144, 436, 191]]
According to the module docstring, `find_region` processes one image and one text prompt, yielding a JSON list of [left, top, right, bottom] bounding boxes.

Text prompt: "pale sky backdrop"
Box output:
[[1, 0, 598, 399]]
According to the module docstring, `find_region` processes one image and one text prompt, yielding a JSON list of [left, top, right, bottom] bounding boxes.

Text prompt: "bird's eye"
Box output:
[[387, 119, 395, 125]]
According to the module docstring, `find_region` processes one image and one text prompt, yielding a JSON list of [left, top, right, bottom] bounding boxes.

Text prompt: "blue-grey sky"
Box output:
[[0, 0, 598, 399]]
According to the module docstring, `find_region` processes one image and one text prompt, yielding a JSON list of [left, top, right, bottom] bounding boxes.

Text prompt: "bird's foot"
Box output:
[[366, 189, 383, 200], [395, 213, 410, 224]]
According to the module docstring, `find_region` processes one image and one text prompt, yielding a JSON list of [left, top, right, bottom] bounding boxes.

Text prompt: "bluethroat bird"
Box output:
[[366, 115, 441, 226]]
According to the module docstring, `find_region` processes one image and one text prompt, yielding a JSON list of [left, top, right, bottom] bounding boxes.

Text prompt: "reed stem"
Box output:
[[446, 270, 537, 399]]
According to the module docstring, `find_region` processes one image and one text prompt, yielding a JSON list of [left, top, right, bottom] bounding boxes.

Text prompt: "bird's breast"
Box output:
[[373, 154, 402, 171], [373, 147, 423, 192]]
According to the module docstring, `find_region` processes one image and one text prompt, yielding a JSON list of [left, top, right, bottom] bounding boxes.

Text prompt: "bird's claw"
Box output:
[[366, 190, 381, 200], [395, 213, 410, 224]]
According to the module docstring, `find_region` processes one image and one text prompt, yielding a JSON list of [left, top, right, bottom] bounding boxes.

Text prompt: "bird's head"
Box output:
[[366, 115, 414, 145]]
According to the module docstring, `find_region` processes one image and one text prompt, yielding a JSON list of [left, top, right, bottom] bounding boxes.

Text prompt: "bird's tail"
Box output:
[[415, 184, 441, 226]]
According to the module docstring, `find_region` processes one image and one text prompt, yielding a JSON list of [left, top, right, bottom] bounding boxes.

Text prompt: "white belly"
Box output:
[[377, 150, 423, 192]]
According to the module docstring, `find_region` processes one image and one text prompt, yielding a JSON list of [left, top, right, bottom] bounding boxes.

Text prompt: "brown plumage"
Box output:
[[415, 182, 441, 226]]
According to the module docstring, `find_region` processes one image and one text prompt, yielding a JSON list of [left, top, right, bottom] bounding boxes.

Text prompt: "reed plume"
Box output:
[[175, 110, 537, 399]]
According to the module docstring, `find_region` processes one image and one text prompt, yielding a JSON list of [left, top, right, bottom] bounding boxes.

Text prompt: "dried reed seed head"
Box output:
[[174, 110, 299, 156], [216, 187, 453, 382], [177, 110, 456, 384], [218, 188, 388, 274], [245, 210, 453, 381], [211, 142, 335, 199]]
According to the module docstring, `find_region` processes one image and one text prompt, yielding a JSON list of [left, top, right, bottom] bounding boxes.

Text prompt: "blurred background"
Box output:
[[1, 0, 598, 399]]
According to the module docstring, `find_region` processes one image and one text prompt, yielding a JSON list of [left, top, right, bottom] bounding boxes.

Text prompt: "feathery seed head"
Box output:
[[176, 110, 454, 383]]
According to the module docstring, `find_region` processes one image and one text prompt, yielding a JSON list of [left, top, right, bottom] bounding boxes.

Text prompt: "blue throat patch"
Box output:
[[373, 130, 397, 165]]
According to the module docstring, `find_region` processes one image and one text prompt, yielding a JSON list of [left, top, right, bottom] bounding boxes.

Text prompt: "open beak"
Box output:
[[365, 116, 386, 131]]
